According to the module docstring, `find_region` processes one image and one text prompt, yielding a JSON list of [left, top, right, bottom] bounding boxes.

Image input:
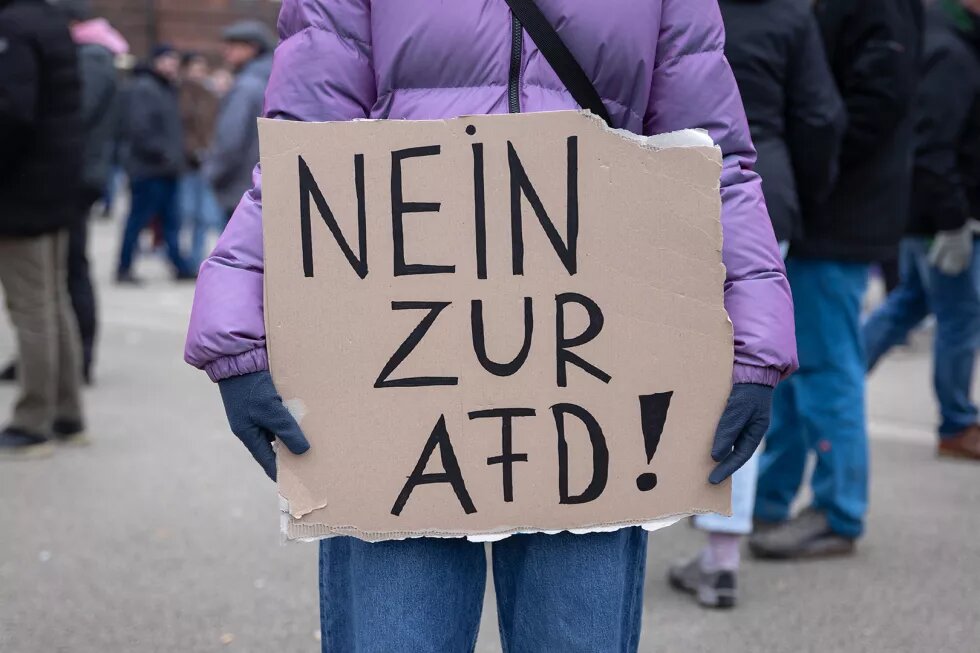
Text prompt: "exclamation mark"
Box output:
[[635, 392, 673, 492]]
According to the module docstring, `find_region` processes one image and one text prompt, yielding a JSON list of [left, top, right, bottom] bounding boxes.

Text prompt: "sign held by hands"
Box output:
[[259, 111, 733, 542]]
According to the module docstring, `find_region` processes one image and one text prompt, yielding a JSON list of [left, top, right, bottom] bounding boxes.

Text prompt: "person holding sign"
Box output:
[[185, 0, 797, 650]]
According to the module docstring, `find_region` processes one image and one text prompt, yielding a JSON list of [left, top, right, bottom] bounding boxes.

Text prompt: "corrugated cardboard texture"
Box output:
[[260, 111, 733, 542]]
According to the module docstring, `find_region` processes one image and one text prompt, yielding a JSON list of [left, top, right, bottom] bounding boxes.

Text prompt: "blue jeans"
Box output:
[[755, 258, 870, 538], [179, 172, 224, 268], [863, 237, 980, 436], [118, 176, 189, 275], [319, 528, 648, 652]]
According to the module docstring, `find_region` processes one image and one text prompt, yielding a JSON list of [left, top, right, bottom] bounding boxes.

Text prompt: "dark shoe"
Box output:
[[748, 508, 856, 560], [668, 554, 738, 609], [938, 425, 980, 461], [0, 428, 55, 460], [0, 362, 15, 382], [116, 271, 143, 286], [52, 419, 89, 446]]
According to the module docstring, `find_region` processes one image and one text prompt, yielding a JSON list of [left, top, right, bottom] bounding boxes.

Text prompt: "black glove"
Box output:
[[709, 383, 773, 485], [218, 371, 310, 480]]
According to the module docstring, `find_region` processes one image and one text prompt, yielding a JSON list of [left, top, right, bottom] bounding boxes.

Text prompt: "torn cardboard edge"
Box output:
[[345, 111, 716, 150], [280, 493, 702, 543]]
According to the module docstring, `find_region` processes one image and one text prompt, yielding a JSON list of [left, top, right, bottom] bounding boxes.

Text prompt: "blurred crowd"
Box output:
[[0, 0, 275, 387], [1, 0, 978, 621], [114, 17, 274, 285]]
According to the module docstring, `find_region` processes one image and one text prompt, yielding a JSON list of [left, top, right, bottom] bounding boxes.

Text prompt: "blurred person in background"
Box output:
[[116, 44, 195, 283], [751, 0, 924, 560], [669, 0, 845, 609], [0, 0, 126, 384], [203, 20, 274, 222], [179, 51, 223, 268], [863, 0, 980, 460], [0, 0, 86, 457]]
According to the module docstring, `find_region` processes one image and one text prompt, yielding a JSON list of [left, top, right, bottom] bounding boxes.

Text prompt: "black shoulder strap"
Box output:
[[503, 0, 613, 126]]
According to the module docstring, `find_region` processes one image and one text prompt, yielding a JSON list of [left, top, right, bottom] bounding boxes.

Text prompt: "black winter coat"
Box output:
[[0, 0, 82, 237], [123, 67, 184, 180], [795, 0, 924, 262], [908, 8, 980, 236], [719, 0, 846, 244]]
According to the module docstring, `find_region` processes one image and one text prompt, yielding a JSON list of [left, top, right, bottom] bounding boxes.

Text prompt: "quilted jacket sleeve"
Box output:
[[184, 0, 376, 381], [644, 0, 798, 387]]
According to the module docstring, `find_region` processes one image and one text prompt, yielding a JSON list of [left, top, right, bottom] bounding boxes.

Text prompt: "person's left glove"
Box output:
[[709, 383, 773, 485], [218, 371, 310, 481]]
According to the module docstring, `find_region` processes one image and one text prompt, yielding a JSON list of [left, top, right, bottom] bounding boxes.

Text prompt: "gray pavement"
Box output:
[[1, 219, 978, 653]]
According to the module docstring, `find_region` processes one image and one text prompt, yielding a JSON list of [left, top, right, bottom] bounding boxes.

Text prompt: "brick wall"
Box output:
[[92, 0, 280, 59]]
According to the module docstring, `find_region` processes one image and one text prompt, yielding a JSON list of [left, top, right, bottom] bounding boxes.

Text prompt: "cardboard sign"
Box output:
[[259, 111, 733, 542]]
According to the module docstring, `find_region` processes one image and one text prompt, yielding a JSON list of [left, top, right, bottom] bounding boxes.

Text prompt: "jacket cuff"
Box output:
[[204, 347, 269, 383], [732, 363, 781, 388]]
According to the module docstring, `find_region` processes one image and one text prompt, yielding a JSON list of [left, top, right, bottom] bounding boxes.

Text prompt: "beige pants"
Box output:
[[0, 231, 84, 434]]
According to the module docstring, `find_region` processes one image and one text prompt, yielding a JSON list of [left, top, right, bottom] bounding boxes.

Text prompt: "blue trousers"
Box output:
[[178, 172, 224, 268], [118, 176, 189, 275], [755, 258, 870, 538], [863, 238, 980, 436], [319, 528, 648, 653]]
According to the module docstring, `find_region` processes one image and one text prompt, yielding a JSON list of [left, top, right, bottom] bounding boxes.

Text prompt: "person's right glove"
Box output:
[[218, 371, 310, 481], [929, 222, 976, 276]]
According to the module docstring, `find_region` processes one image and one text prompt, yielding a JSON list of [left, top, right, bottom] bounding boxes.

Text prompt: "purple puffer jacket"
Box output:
[[185, 0, 798, 387]]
